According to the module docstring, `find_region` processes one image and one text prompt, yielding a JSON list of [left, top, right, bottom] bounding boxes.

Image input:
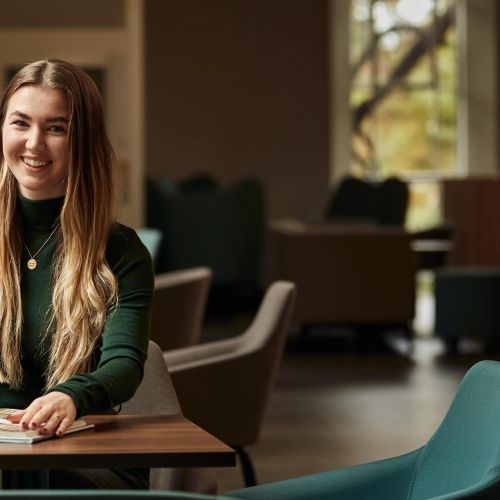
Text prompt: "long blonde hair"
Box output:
[[0, 60, 118, 389]]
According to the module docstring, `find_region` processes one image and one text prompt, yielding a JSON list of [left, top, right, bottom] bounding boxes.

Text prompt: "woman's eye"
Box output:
[[12, 120, 28, 127], [48, 125, 66, 133]]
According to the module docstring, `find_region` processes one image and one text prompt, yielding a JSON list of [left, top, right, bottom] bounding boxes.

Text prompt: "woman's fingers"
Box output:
[[55, 416, 72, 437], [39, 412, 65, 435], [5, 410, 25, 423], [8, 392, 77, 435], [19, 401, 45, 429]]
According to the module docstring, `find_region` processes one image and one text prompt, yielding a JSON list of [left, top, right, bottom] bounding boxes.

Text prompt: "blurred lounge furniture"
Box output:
[[228, 360, 500, 499], [136, 227, 212, 349], [136, 227, 163, 270], [122, 341, 217, 494], [442, 177, 500, 266], [434, 267, 500, 353], [146, 176, 266, 310], [151, 267, 212, 351], [326, 175, 409, 226], [267, 220, 415, 332], [326, 176, 376, 223], [164, 282, 297, 488], [372, 177, 408, 225], [410, 224, 454, 270], [177, 173, 219, 193], [432, 179, 500, 352]]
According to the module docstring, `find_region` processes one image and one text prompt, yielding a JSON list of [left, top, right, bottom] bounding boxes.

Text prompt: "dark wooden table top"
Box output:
[[0, 414, 236, 470]]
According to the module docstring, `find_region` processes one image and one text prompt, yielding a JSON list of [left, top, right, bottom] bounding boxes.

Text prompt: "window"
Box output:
[[349, 0, 457, 230]]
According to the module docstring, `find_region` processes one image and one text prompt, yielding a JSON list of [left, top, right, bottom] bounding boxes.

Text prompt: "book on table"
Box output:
[[0, 408, 94, 444]]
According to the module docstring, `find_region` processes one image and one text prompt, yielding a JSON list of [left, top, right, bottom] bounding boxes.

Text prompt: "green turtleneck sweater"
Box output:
[[0, 195, 154, 418]]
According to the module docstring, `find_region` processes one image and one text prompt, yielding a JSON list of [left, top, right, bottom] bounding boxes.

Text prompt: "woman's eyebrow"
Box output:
[[8, 111, 68, 123], [8, 110, 30, 120], [46, 116, 69, 123]]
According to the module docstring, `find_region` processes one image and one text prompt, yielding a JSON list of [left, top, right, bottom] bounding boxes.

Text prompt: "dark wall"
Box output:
[[145, 0, 330, 219], [0, 0, 124, 27]]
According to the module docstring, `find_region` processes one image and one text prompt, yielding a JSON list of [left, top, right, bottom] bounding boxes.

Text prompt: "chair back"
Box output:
[[122, 341, 181, 416], [121, 341, 179, 491], [326, 175, 376, 222], [410, 360, 500, 499], [136, 228, 163, 269], [326, 175, 408, 226], [151, 268, 212, 350], [167, 281, 296, 446], [178, 173, 218, 193], [121, 342, 217, 494], [373, 177, 408, 225]]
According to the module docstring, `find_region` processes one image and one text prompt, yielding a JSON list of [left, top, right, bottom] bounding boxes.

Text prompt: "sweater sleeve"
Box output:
[[46, 226, 154, 417]]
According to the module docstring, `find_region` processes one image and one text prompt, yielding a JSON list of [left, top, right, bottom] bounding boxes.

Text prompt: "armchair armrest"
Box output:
[[228, 449, 422, 500], [164, 336, 242, 369]]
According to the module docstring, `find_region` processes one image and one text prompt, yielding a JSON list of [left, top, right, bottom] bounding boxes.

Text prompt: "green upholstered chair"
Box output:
[[372, 177, 408, 226], [177, 173, 218, 193], [228, 360, 500, 499], [326, 175, 408, 226], [434, 268, 500, 353], [0, 491, 235, 499], [146, 177, 265, 289], [326, 175, 376, 223]]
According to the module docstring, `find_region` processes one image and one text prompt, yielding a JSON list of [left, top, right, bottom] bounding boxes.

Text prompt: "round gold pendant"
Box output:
[[27, 258, 37, 270]]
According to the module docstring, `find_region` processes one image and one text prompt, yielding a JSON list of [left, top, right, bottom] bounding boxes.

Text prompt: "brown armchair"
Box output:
[[267, 220, 415, 331], [163, 282, 296, 487]]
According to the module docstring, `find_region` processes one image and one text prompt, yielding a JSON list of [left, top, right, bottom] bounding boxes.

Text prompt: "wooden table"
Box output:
[[0, 414, 236, 488]]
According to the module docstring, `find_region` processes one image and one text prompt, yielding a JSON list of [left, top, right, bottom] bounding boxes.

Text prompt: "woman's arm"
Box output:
[[50, 226, 155, 416], [10, 227, 155, 433]]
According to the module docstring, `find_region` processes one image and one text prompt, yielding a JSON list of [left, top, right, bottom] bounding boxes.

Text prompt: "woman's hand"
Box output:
[[7, 391, 77, 437]]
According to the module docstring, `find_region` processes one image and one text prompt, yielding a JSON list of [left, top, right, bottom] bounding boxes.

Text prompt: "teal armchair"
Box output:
[[0, 492, 235, 499], [228, 360, 500, 499]]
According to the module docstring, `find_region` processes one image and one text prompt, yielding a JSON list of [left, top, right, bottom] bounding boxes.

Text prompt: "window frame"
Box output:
[[329, 0, 498, 186]]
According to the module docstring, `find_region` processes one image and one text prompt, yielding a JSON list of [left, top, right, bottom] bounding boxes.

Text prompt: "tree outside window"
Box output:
[[350, 0, 457, 231]]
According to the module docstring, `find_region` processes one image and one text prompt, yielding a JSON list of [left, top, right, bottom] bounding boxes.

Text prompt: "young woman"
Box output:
[[0, 59, 154, 489]]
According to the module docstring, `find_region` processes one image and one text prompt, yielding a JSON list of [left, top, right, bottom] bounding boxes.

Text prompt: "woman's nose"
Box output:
[[26, 128, 45, 151]]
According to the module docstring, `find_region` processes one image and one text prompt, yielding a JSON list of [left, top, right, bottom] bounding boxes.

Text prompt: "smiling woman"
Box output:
[[2, 85, 69, 200], [0, 60, 154, 489]]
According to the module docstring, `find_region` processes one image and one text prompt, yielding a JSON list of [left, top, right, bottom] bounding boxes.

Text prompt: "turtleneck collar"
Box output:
[[16, 194, 64, 230]]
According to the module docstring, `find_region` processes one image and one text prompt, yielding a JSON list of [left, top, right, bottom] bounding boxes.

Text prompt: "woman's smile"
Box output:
[[22, 156, 53, 168]]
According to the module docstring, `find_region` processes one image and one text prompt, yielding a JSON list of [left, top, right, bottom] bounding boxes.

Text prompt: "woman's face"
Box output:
[[2, 85, 69, 200]]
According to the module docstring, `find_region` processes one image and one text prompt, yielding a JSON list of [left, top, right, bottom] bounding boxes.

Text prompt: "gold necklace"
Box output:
[[23, 222, 61, 271]]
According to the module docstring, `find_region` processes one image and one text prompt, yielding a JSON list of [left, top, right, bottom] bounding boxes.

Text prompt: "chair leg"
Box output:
[[234, 446, 257, 487], [444, 337, 459, 355]]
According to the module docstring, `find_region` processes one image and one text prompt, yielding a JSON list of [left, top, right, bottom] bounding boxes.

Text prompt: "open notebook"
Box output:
[[0, 408, 94, 444]]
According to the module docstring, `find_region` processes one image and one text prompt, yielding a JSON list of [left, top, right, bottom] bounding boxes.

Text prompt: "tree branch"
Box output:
[[353, 6, 454, 132]]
